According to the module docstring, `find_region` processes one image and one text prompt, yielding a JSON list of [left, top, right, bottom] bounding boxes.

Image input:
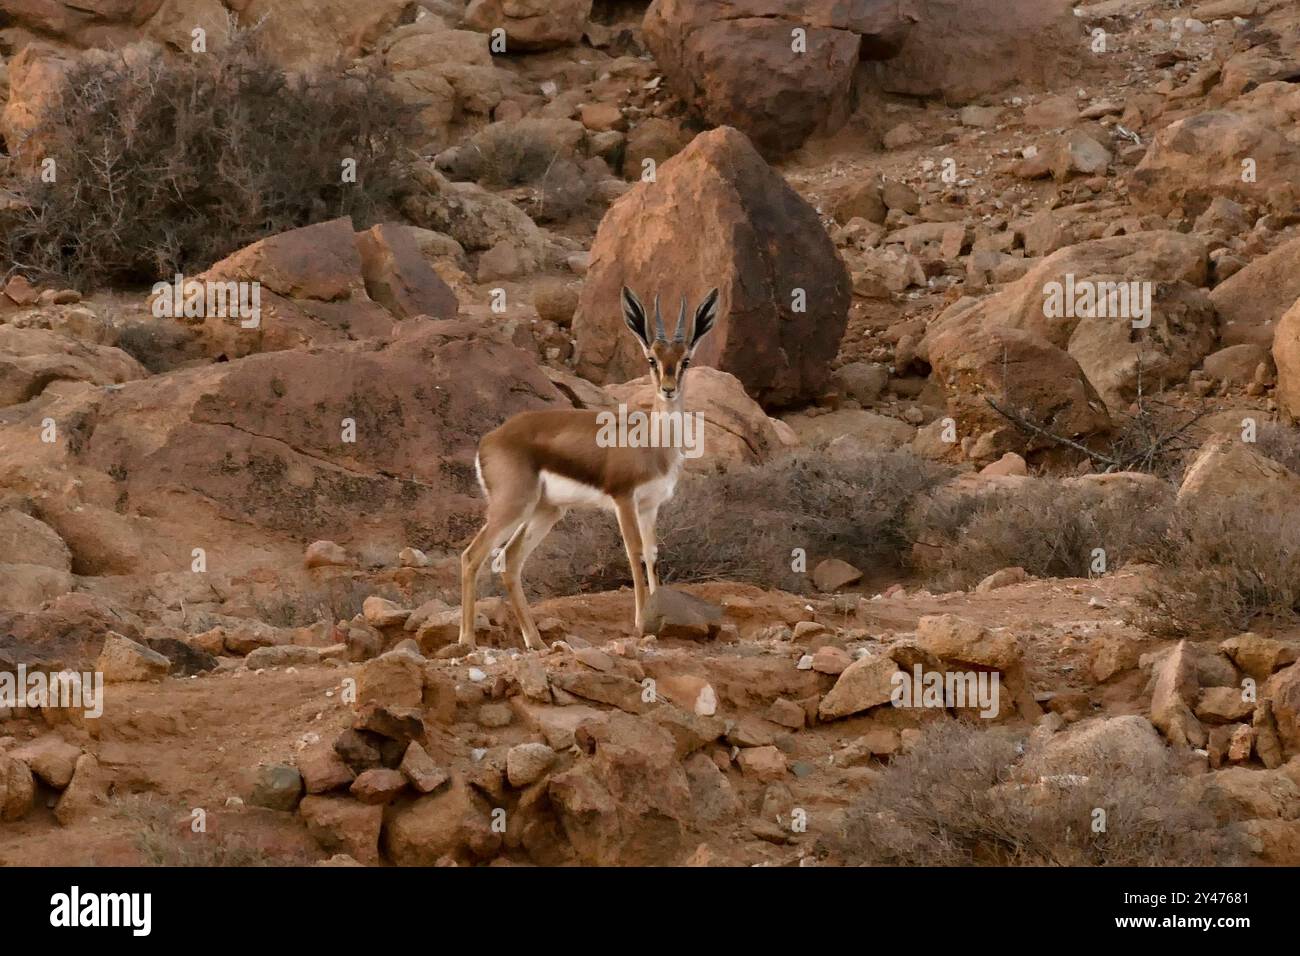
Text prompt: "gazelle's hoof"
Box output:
[[457, 633, 477, 650]]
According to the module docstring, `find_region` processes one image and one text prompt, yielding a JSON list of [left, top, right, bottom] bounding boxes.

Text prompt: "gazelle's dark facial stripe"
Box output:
[[647, 339, 690, 400], [621, 286, 722, 402]]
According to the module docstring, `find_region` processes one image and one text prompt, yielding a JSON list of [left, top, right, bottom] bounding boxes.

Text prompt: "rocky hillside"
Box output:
[[1, 0, 1299, 867]]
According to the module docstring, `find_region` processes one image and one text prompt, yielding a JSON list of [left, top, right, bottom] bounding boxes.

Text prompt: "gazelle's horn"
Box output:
[[653, 295, 666, 341], [673, 296, 688, 343]]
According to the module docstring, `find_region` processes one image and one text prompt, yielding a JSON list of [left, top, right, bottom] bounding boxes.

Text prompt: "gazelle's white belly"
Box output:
[[536, 464, 682, 513], [539, 470, 616, 510]]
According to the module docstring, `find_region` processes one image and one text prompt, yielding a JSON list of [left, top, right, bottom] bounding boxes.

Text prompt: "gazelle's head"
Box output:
[[621, 286, 720, 405]]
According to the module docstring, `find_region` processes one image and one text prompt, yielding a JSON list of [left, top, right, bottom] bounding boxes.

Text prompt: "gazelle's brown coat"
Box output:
[[459, 287, 719, 649]]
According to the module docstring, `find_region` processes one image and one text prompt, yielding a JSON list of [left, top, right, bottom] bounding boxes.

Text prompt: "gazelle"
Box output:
[[459, 286, 720, 650]]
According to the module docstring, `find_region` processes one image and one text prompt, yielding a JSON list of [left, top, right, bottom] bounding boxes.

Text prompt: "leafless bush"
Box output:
[[529, 448, 952, 597], [113, 319, 201, 373], [1, 23, 413, 290], [987, 389, 1206, 481], [837, 720, 1241, 866], [907, 479, 1172, 591], [1131, 495, 1300, 636], [117, 795, 307, 866], [1252, 421, 1300, 474]]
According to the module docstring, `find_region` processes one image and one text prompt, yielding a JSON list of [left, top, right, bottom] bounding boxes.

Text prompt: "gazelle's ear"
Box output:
[[690, 288, 720, 348], [622, 286, 650, 348]]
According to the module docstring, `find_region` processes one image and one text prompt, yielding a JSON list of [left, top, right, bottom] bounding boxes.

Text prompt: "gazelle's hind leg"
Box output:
[[459, 461, 540, 648], [501, 503, 564, 650]]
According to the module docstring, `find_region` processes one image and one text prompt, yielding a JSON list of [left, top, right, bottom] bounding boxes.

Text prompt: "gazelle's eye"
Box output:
[[681, 359, 690, 369], [647, 358, 658, 368]]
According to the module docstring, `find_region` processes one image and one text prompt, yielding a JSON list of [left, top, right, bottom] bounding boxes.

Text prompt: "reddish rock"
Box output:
[[350, 768, 407, 804], [869, 0, 1080, 102], [737, 745, 787, 781], [298, 744, 357, 794], [383, 776, 501, 865], [355, 223, 458, 321], [1132, 111, 1300, 219], [463, 0, 592, 50], [300, 795, 384, 864]]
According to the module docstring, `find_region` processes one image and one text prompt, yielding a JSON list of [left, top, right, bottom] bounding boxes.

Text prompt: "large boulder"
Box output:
[[1065, 282, 1217, 413], [604, 367, 788, 470], [573, 127, 851, 408], [643, 0, 913, 158], [168, 218, 461, 360], [1177, 434, 1300, 514], [233, 0, 408, 68], [921, 232, 1213, 414], [463, 0, 592, 50], [1263, 662, 1300, 757], [547, 712, 694, 865], [0, 319, 565, 577], [0, 45, 70, 160], [922, 232, 1210, 353], [1131, 110, 1300, 218], [1274, 297, 1300, 419], [186, 218, 393, 360], [0, 327, 148, 408], [1, 0, 405, 69], [863, 0, 1080, 102], [1214, 237, 1300, 349], [401, 163, 547, 273], [925, 324, 1111, 457]]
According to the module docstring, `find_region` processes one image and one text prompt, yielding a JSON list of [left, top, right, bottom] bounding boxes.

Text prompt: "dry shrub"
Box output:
[[1, 24, 413, 290], [528, 448, 952, 597], [907, 478, 1172, 591], [1131, 495, 1300, 636], [1252, 421, 1300, 474], [117, 795, 309, 866], [838, 720, 1242, 866], [113, 318, 202, 373]]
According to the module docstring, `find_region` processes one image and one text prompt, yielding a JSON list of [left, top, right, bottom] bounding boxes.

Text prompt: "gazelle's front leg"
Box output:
[[637, 503, 661, 594], [614, 497, 649, 634]]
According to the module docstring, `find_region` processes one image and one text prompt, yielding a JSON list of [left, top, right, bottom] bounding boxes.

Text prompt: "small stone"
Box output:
[[477, 702, 513, 728], [304, 540, 350, 568], [97, 632, 170, 683], [766, 698, 806, 730], [400, 742, 450, 793], [350, 768, 406, 804], [737, 745, 787, 781], [506, 743, 557, 787], [811, 558, 862, 593], [9, 735, 80, 789], [818, 654, 899, 720], [398, 547, 430, 567], [362, 596, 410, 628], [297, 745, 356, 794], [812, 645, 852, 675], [975, 566, 1028, 593], [250, 764, 304, 811]]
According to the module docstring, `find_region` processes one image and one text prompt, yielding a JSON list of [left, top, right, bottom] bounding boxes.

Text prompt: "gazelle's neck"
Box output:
[[650, 389, 691, 464]]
